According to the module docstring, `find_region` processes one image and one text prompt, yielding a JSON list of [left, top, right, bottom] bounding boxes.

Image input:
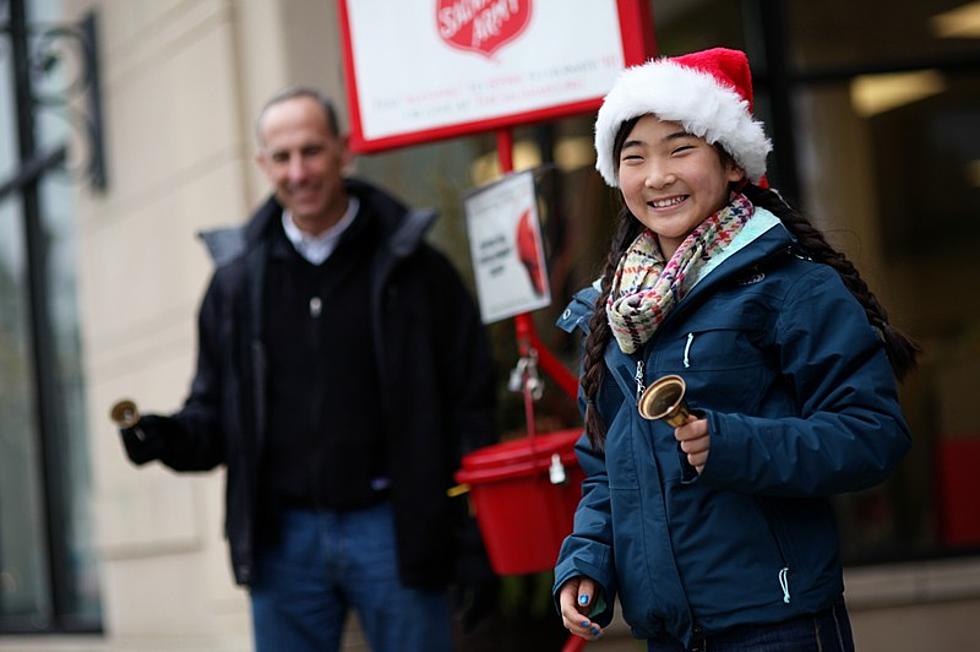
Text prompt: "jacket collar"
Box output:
[[198, 178, 436, 267], [562, 210, 794, 335], [673, 208, 791, 309]]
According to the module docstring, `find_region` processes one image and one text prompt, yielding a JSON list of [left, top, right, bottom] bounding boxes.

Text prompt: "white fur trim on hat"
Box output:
[[594, 57, 772, 186]]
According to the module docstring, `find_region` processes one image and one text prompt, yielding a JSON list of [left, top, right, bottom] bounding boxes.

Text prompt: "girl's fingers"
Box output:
[[575, 579, 594, 612], [688, 450, 709, 468], [559, 595, 603, 639], [561, 615, 603, 639], [558, 577, 604, 639], [674, 419, 708, 441], [560, 611, 604, 640], [679, 436, 710, 454]]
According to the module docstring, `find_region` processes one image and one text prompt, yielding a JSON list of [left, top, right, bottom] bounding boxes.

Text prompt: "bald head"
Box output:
[[256, 86, 341, 146]]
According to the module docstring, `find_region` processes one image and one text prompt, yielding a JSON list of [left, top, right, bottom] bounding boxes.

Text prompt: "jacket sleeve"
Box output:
[[552, 293, 617, 625], [430, 251, 497, 459], [699, 265, 911, 496], [552, 425, 618, 627], [162, 274, 227, 471]]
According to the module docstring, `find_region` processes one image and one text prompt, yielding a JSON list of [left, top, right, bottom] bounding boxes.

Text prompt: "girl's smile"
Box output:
[[648, 194, 689, 210], [618, 115, 744, 258]]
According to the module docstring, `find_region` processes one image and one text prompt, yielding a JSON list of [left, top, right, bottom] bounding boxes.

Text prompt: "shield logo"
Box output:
[[436, 0, 532, 58]]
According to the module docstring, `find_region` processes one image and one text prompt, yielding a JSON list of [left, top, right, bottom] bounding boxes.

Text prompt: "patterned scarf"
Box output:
[[606, 193, 755, 354]]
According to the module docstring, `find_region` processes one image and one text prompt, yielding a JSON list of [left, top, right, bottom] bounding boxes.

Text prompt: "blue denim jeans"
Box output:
[[250, 503, 453, 652], [647, 599, 855, 652]]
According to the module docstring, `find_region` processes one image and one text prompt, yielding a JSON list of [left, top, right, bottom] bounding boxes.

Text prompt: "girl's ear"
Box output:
[[726, 161, 746, 185]]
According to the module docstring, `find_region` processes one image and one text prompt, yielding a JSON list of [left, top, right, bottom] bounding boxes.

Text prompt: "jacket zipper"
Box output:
[[634, 359, 646, 401]]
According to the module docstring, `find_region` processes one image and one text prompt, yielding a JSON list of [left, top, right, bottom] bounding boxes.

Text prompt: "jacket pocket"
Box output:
[[657, 321, 769, 415], [677, 491, 794, 616], [757, 498, 794, 605], [664, 324, 763, 371]]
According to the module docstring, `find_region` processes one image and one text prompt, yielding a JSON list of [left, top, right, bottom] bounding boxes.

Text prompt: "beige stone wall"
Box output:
[[60, 0, 347, 646]]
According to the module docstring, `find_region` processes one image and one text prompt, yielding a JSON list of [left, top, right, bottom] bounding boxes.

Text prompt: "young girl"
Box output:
[[553, 48, 916, 651]]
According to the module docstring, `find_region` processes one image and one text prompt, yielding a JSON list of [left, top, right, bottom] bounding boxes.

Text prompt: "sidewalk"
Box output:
[[0, 603, 645, 651], [0, 618, 645, 651]]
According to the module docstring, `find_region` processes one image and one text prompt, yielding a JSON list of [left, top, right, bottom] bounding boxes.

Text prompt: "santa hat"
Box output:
[[594, 47, 772, 187]]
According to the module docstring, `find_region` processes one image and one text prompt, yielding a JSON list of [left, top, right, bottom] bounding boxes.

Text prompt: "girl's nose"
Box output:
[[644, 166, 675, 188], [646, 172, 677, 188]]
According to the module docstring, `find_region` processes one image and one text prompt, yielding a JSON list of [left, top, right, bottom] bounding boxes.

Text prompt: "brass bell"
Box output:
[[109, 399, 140, 429], [637, 374, 691, 427]]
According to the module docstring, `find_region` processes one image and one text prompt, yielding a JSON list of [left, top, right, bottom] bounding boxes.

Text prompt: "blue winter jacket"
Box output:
[[552, 208, 910, 646]]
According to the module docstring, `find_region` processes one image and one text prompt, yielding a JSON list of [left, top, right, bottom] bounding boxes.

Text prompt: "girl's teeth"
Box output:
[[651, 196, 685, 208]]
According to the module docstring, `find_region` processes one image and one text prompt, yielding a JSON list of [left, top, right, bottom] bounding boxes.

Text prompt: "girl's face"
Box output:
[[618, 115, 745, 259]]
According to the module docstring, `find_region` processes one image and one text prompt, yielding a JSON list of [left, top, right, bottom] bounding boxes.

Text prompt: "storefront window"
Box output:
[[789, 0, 980, 70], [0, 0, 101, 632], [651, 0, 747, 55], [795, 68, 980, 562], [0, 192, 51, 630]]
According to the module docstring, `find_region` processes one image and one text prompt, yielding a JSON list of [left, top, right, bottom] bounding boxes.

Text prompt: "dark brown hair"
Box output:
[[581, 117, 919, 449]]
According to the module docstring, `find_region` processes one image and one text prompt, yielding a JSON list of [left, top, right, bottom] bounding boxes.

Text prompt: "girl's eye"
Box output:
[[672, 145, 694, 155], [621, 154, 643, 163]]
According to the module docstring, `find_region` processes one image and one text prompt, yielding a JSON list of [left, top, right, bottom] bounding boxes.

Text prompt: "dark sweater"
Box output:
[[260, 210, 387, 511]]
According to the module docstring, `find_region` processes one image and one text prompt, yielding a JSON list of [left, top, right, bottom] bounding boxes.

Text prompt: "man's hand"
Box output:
[[558, 576, 604, 641], [119, 414, 172, 465], [674, 416, 710, 473]]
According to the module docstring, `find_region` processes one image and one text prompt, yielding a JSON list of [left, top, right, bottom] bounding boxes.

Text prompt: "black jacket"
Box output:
[[146, 178, 496, 587]]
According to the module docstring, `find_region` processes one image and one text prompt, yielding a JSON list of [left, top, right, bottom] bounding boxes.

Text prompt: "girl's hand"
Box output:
[[675, 416, 710, 473], [558, 576, 604, 640]]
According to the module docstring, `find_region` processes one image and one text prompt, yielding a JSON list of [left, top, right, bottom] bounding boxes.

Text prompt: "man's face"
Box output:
[[256, 96, 348, 229]]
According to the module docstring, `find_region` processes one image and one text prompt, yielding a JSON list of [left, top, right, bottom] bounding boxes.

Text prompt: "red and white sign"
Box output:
[[338, 0, 654, 153]]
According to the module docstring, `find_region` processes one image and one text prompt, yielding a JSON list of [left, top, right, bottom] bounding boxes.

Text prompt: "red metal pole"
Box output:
[[497, 128, 539, 439], [529, 327, 579, 400], [562, 635, 588, 652], [496, 128, 514, 173]]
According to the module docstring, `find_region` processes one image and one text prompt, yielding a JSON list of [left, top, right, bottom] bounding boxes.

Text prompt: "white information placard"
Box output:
[[464, 171, 550, 323]]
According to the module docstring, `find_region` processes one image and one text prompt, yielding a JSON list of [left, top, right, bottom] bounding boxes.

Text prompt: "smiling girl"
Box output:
[[553, 48, 917, 651]]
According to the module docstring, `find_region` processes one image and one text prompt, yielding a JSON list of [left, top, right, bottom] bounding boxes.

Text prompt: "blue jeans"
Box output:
[[647, 599, 855, 652], [250, 503, 453, 652]]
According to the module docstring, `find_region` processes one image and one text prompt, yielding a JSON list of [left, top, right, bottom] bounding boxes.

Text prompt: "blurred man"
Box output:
[[118, 87, 496, 652]]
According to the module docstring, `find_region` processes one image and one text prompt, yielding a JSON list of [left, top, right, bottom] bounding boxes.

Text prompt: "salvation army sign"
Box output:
[[436, 0, 532, 58], [338, 0, 653, 152]]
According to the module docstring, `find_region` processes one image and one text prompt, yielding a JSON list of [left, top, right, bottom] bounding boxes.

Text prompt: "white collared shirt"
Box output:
[[281, 197, 360, 265]]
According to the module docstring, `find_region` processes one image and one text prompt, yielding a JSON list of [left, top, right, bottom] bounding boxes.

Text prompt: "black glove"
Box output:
[[119, 414, 175, 465]]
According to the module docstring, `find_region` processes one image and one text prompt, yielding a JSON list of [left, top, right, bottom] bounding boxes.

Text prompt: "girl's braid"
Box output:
[[743, 184, 920, 379], [582, 208, 643, 448], [581, 116, 644, 449]]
